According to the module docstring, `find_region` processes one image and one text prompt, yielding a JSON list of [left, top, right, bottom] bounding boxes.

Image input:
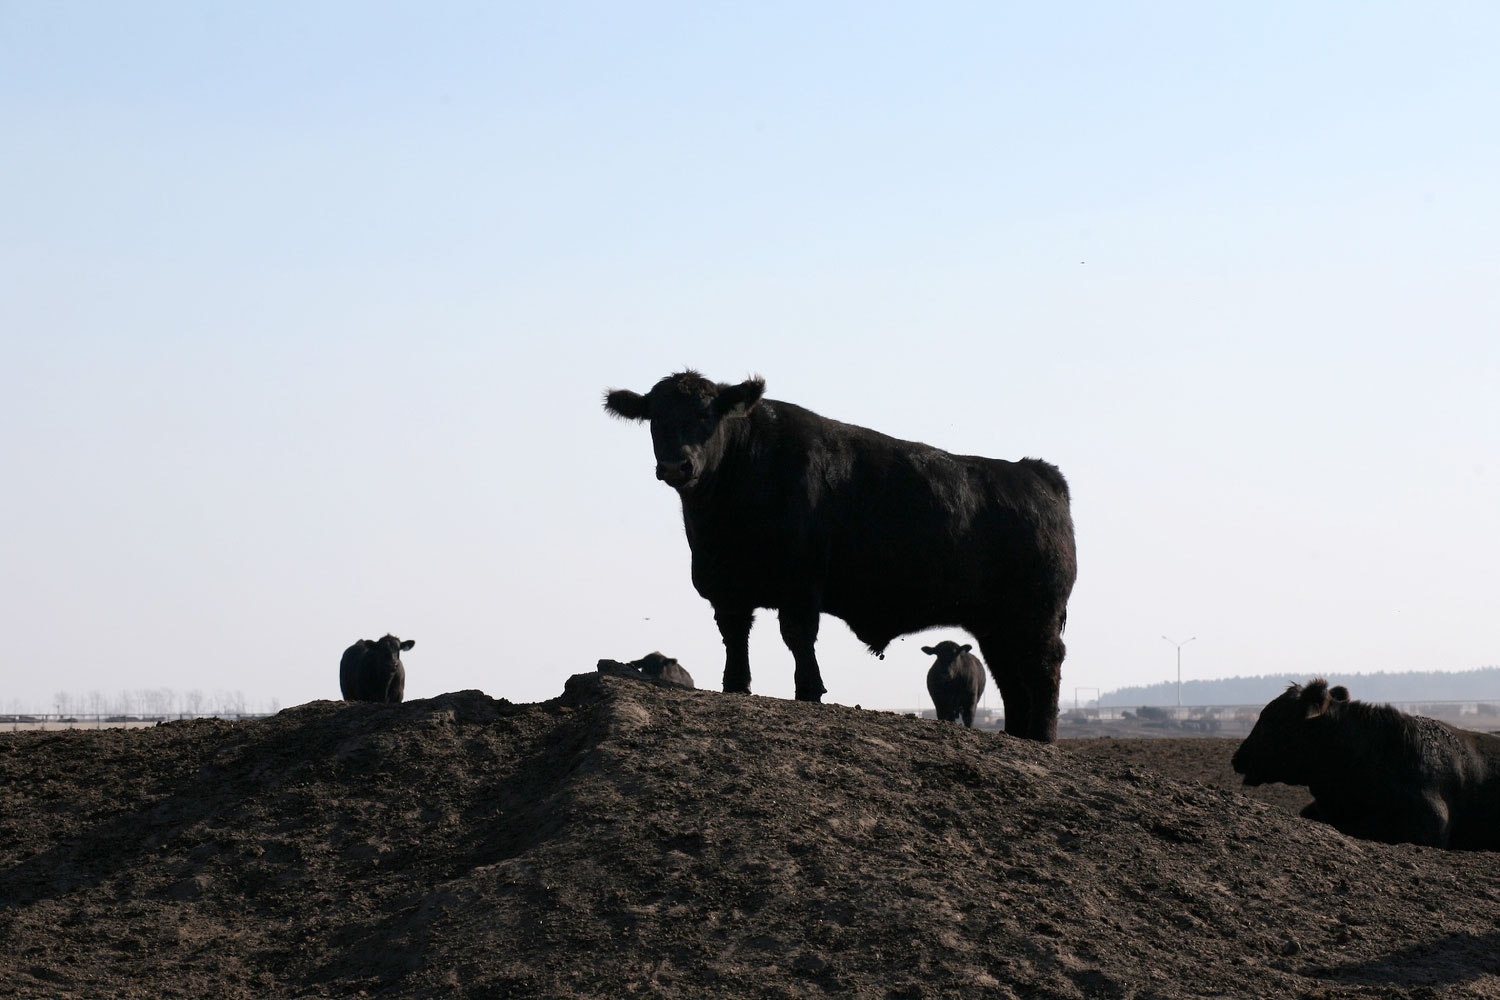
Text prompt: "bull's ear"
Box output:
[[921, 645, 936, 655], [715, 376, 765, 418], [604, 388, 650, 421], [1329, 685, 1350, 702], [400, 639, 415, 651], [1301, 679, 1332, 719]]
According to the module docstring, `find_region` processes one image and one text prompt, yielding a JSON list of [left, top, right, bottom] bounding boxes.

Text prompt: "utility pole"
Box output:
[[1162, 635, 1197, 718]]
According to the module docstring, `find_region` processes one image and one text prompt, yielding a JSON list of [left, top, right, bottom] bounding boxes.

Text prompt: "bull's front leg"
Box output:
[[715, 605, 754, 694], [778, 606, 826, 703]]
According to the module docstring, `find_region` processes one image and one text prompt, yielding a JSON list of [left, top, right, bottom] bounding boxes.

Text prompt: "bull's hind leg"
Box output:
[[778, 608, 826, 703], [715, 605, 754, 694], [976, 620, 1065, 743]]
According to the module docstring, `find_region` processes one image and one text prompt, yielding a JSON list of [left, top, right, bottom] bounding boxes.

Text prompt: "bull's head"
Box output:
[[1231, 679, 1348, 786], [603, 370, 765, 490]]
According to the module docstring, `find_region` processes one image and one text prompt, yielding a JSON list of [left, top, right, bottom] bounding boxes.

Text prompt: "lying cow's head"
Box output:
[[1231, 679, 1349, 786], [603, 370, 765, 489], [630, 651, 679, 678]]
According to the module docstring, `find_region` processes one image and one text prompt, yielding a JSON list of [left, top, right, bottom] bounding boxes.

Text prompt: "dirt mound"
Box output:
[[3, 674, 1499, 998]]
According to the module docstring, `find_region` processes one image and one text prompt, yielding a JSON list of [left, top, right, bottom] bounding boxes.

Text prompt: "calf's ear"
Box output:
[[1301, 679, 1332, 719], [604, 388, 650, 421], [715, 376, 765, 418], [960, 644, 973, 654], [400, 639, 415, 651], [921, 645, 937, 655], [1329, 685, 1349, 702]]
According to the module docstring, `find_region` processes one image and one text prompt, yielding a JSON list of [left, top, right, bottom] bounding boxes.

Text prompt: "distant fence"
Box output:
[[917, 700, 1500, 737], [2, 713, 274, 732]]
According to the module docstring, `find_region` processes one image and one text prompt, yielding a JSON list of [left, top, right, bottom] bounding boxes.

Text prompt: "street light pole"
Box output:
[[1162, 635, 1197, 718]]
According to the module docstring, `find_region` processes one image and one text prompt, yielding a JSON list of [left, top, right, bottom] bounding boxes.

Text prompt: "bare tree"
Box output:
[[184, 689, 205, 717], [54, 691, 72, 718], [139, 688, 177, 718]]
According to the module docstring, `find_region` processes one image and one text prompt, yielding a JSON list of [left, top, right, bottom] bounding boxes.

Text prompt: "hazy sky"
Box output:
[[3, 3, 1496, 715]]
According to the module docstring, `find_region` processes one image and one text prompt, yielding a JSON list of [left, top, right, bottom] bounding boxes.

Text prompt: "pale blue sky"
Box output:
[[3, 3, 1496, 714]]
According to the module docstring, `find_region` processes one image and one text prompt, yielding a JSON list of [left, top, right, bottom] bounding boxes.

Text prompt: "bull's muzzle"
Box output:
[[655, 458, 694, 488]]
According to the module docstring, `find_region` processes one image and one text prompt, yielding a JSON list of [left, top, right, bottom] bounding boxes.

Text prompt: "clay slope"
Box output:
[[2, 673, 1499, 999]]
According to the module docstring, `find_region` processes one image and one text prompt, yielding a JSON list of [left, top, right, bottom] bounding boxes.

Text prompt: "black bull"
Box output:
[[1233, 680, 1500, 850], [603, 370, 1076, 742]]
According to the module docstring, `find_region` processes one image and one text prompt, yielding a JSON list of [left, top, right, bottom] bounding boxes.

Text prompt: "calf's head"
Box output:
[[922, 641, 973, 666], [1231, 679, 1349, 786], [380, 634, 415, 656], [367, 634, 414, 672], [603, 370, 765, 489]]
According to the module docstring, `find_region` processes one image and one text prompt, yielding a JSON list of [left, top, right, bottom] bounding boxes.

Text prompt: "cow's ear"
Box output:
[[716, 376, 765, 418], [604, 388, 650, 421], [921, 645, 936, 655], [1301, 679, 1332, 719], [1329, 685, 1350, 703], [400, 639, 415, 651], [960, 644, 973, 654]]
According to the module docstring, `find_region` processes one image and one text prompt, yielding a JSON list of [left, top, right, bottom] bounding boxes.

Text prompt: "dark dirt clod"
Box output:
[[3, 676, 1499, 998]]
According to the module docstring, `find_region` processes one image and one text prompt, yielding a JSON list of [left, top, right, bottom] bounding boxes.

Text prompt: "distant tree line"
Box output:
[[1101, 667, 1500, 708], [0, 689, 282, 719]]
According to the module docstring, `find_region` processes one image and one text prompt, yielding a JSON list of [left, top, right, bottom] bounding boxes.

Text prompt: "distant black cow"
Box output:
[[923, 641, 986, 728], [339, 635, 414, 703], [596, 651, 696, 689], [1232, 679, 1500, 850], [603, 370, 1076, 742]]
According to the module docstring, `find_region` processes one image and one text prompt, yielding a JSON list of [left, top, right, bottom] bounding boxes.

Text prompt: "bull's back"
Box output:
[[822, 443, 1073, 609], [688, 401, 1074, 638]]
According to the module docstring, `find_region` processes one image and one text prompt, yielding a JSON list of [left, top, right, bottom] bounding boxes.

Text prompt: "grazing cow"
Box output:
[[923, 641, 986, 728], [1232, 679, 1500, 850], [339, 635, 414, 704], [596, 651, 696, 689], [603, 370, 1076, 742]]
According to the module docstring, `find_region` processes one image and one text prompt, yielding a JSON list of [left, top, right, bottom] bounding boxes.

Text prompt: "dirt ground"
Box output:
[[4, 673, 1500, 999]]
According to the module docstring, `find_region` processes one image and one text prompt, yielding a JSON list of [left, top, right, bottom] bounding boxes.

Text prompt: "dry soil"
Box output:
[[3, 672, 1499, 998]]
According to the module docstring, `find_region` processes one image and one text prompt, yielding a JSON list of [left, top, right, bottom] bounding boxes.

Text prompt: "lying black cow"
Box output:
[[923, 641, 986, 728], [596, 651, 696, 689], [1232, 679, 1500, 850], [339, 634, 414, 703], [604, 370, 1076, 742]]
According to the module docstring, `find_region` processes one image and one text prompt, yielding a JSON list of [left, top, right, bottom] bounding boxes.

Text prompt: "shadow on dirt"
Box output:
[[1309, 929, 1500, 987]]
